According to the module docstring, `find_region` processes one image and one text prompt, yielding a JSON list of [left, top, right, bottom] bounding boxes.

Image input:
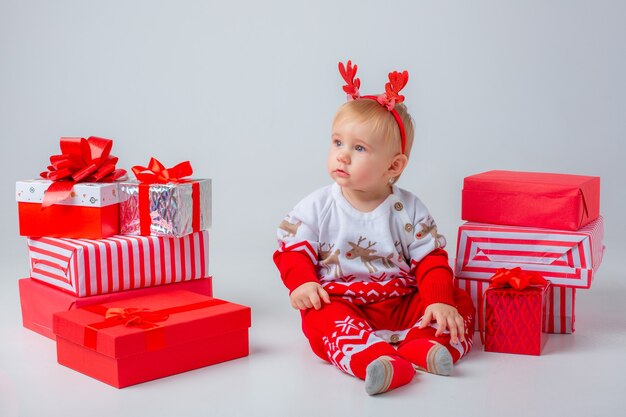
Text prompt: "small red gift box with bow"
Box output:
[[16, 136, 126, 239], [53, 290, 251, 388], [482, 268, 550, 355]]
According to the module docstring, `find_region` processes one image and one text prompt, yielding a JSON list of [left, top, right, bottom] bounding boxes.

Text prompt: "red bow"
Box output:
[[488, 267, 549, 290], [82, 299, 227, 351], [131, 158, 193, 184], [40, 136, 127, 207], [104, 307, 170, 326], [479, 267, 549, 345]]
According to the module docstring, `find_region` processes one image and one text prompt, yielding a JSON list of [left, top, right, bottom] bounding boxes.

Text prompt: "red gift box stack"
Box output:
[[15, 138, 251, 387], [454, 170, 604, 351]]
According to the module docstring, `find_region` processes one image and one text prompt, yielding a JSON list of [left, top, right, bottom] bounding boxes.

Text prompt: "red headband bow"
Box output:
[[338, 60, 409, 154]]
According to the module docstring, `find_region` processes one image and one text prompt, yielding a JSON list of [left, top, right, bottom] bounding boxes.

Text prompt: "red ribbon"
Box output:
[[82, 299, 227, 351], [479, 268, 550, 345], [487, 267, 549, 291], [40, 136, 127, 207], [131, 157, 193, 184], [131, 158, 199, 236]]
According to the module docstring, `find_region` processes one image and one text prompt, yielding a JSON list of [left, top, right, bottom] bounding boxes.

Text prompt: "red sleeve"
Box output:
[[273, 250, 319, 293], [413, 248, 455, 306]]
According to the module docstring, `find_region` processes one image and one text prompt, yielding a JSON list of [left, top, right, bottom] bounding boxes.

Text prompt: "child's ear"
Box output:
[[389, 154, 408, 177]]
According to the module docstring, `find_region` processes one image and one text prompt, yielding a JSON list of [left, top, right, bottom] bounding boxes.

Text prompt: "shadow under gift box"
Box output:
[[454, 216, 604, 334], [19, 277, 213, 340], [16, 180, 120, 239], [118, 179, 211, 237], [461, 170, 600, 231], [27, 230, 210, 297], [53, 290, 251, 388]]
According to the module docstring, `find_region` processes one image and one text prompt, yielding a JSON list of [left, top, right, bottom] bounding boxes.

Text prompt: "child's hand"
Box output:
[[419, 303, 466, 344], [290, 282, 331, 310]]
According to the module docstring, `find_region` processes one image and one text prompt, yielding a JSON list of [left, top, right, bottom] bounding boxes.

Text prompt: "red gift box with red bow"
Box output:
[[461, 170, 600, 231], [482, 268, 550, 355], [53, 290, 251, 388], [16, 136, 127, 239], [19, 277, 213, 340]]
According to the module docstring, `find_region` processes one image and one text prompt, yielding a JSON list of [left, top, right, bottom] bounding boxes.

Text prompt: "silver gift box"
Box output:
[[119, 179, 211, 237]]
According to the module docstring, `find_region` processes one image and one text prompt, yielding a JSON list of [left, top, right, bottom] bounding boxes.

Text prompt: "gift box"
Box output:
[[53, 290, 251, 388], [19, 277, 213, 340], [456, 277, 576, 334], [28, 230, 209, 297], [483, 270, 550, 355], [119, 179, 211, 237], [118, 159, 211, 237], [461, 170, 600, 231], [16, 180, 120, 239], [455, 216, 604, 290], [17, 136, 126, 239]]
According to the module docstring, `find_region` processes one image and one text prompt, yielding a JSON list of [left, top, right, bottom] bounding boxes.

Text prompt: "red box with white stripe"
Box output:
[[27, 230, 209, 297], [16, 180, 120, 239]]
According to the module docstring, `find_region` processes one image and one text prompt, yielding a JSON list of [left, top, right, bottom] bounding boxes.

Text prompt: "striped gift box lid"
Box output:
[[455, 216, 604, 289]]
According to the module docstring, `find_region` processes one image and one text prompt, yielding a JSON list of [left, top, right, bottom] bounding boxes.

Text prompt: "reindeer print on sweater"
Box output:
[[345, 237, 394, 273], [415, 215, 447, 249], [276, 183, 444, 305], [319, 243, 343, 278]]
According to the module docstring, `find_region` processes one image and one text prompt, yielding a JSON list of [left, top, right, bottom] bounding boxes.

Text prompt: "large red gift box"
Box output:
[[461, 170, 600, 231], [484, 282, 549, 355], [53, 290, 251, 388], [27, 230, 209, 297], [19, 277, 213, 340], [16, 180, 120, 239]]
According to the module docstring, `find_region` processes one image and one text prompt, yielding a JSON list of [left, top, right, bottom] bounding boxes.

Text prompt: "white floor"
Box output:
[[1, 260, 626, 417]]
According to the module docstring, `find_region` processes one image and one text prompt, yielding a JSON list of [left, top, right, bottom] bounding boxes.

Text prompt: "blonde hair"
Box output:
[[332, 99, 415, 159]]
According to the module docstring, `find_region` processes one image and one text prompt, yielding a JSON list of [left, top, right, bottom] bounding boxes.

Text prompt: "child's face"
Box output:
[[327, 117, 399, 194]]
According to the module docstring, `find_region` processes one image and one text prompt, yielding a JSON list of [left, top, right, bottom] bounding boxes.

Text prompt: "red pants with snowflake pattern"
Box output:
[[300, 288, 475, 379]]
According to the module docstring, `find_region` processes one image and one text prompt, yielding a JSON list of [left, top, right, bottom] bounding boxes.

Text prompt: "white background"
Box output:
[[1, 1, 625, 416]]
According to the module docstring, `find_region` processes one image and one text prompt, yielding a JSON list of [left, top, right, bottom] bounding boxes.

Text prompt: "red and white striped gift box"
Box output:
[[455, 278, 576, 333], [455, 217, 604, 289], [27, 231, 209, 297]]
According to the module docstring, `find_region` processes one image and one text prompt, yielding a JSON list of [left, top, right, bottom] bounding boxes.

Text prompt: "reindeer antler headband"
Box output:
[[339, 60, 409, 155]]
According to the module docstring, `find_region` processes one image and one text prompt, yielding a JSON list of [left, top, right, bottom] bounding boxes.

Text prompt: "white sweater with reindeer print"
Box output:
[[276, 183, 447, 305]]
